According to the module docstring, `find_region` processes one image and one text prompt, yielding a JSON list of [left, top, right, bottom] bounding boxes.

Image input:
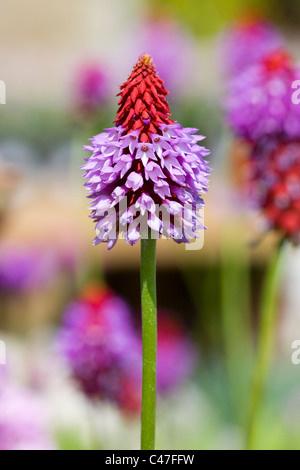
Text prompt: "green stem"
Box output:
[[140, 238, 157, 450], [246, 241, 287, 450], [220, 243, 253, 422]]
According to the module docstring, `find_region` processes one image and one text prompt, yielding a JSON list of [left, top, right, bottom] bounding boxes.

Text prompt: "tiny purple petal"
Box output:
[[126, 172, 144, 191]]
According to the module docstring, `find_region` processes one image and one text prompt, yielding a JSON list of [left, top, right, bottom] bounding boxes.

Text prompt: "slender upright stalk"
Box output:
[[140, 238, 157, 450], [246, 241, 287, 450], [220, 237, 253, 422]]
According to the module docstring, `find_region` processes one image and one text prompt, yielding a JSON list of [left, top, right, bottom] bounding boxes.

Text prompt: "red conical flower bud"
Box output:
[[115, 53, 174, 142]]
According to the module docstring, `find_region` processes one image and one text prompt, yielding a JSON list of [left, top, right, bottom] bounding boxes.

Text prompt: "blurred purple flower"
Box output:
[[221, 17, 283, 77], [0, 244, 57, 293], [58, 285, 141, 412], [138, 18, 194, 95], [58, 286, 197, 414], [74, 63, 108, 115], [225, 50, 300, 142], [0, 378, 54, 450]]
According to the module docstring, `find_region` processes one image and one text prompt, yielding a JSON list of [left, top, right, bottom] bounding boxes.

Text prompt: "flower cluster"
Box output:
[[222, 16, 283, 77], [58, 285, 140, 411], [82, 54, 210, 249], [226, 43, 300, 242], [250, 138, 300, 243], [226, 51, 300, 142], [58, 286, 197, 413]]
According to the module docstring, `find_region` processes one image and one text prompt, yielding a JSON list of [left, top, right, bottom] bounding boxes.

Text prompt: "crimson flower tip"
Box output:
[[139, 53, 154, 67]]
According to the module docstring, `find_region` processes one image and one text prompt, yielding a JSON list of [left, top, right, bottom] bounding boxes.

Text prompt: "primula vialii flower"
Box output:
[[58, 285, 140, 410], [225, 47, 300, 243], [226, 50, 300, 142], [82, 54, 210, 249], [222, 16, 283, 77], [58, 288, 197, 414], [251, 138, 300, 243]]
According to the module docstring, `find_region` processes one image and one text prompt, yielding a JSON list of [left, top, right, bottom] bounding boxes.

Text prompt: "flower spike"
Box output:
[[83, 54, 210, 248]]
